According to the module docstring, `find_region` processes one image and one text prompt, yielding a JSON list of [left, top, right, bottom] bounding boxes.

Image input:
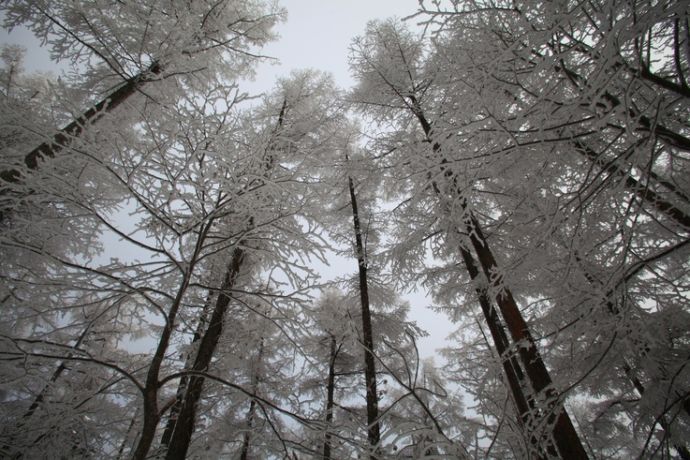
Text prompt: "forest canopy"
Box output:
[[0, 0, 688, 459]]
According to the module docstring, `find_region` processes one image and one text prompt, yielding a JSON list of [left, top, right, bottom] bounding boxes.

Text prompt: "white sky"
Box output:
[[0, 0, 456, 360], [245, 0, 419, 91]]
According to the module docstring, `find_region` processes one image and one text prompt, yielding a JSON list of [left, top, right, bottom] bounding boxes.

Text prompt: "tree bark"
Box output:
[[239, 338, 264, 460], [131, 217, 215, 460], [1, 326, 92, 458], [574, 142, 690, 230], [458, 247, 548, 459], [0, 62, 161, 184], [408, 96, 588, 459], [346, 168, 381, 458], [162, 98, 287, 460], [165, 247, 245, 460], [463, 209, 588, 459], [115, 407, 139, 460], [322, 334, 338, 460], [159, 296, 213, 448]]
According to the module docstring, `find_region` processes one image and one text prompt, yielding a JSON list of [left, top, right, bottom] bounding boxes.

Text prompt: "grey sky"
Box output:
[[245, 0, 420, 91]]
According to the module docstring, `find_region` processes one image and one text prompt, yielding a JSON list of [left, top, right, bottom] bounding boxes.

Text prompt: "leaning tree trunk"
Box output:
[[462, 209, 588, 459], [457, 247, 548, 460], [0, 62, 161, 185], [164, 247, 245, 460], [346, 165, 381, 458], [164, 100, 287, 460], [407, 96, 589, 460], [159, 295, 214, 448], [574, 141, 690, 230], [552, 61, 690, 230], [1, 325, 92, 458]]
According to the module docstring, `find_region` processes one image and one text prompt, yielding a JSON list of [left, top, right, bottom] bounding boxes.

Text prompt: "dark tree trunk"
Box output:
[[322, 334, 338, 460], [574, 142, 690, 230], [239, 338, 264, 460], [131, 217, 215, 460], [346, 168, 381, 458], [238, 397, 257, 460], [408, 96, 588, 459], [3, 324, 91, 459], [115, 407, 139, 460], [0, 62, 162, 184], [163, 99, 287, 460], [159, 296, 213, 448], [463, 209, 588, 459], [165, 247, 245, 460], [458, 247, 548, 459], [3, 327, 92, 459]]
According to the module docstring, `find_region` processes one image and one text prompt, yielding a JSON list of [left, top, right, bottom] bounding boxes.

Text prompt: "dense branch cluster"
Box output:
[[0, 0, 688, 459]]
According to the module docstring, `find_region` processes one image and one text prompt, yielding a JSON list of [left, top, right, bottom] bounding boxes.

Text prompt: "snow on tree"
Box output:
[[1, 0, 689, 458]]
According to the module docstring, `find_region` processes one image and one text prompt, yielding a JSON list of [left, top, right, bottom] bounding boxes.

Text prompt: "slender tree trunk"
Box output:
[[239, 338, 264, 460], [164, 98, 286, 460], [0, 62, 161, 184], [165, 247, 245, 460], [322, 334, 338, 460], [407, 96, 588, 459], [1, 325, 92, 458], [115, 407, 140, 460], [238, 398, 257, 460], [131, 217, 215, 460], [130, 271, 193, 460], [162, 99, 287, 460], [574, 142, 690, 229], [24, 326, 90, 420], [346, 167, 381, 458], [159, 295, 214, 448]]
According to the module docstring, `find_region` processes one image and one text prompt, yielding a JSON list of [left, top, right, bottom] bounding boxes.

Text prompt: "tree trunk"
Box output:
[[0, 62, 161, 184], [2, 326, 92, 458], [322, 334, 338, 460], [239, 338, 264, 460], [165, 247, 245, 460], [159, 295, 214, 448], [407, 96, 588, 459], [463, 209, 588, 459], [163, 98, 286, 460], [115, 407, 139, 460], [458, 247, 548, 459], [131, 218, 214, 460], [574, 142, 690, 230], [346, 168, 381, 458], [164, 98, 286, 460]]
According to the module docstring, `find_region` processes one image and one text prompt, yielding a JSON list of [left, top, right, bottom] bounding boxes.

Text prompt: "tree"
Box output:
[[2, 1, 688, 458], [0, 0, 283, 185], [159, 70, 344, 459], [349, 19, 590, 459]]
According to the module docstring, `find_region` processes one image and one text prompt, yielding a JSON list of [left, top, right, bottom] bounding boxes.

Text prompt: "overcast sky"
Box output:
[[245, 0, 419, 91], [0, 0, 455, 360]]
